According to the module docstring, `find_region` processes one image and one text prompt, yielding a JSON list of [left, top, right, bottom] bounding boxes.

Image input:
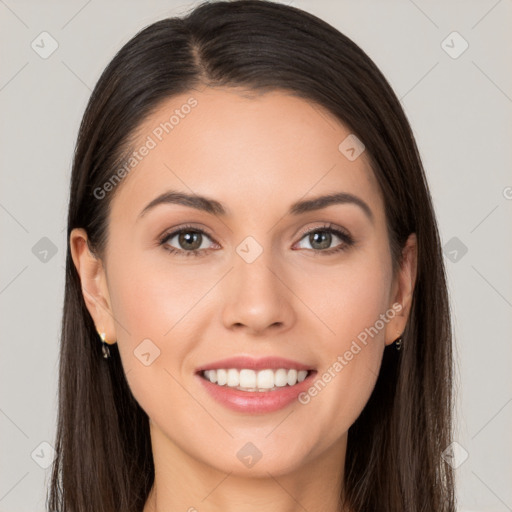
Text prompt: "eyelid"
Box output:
[[158, 223, 218, 245], [294, 222, 351, 241]]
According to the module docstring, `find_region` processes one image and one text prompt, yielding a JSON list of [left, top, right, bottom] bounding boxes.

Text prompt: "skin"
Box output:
[[70, 87, 417, 512]]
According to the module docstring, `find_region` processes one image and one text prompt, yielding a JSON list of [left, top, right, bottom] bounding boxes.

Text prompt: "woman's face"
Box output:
[[72, 87, 415, 478]]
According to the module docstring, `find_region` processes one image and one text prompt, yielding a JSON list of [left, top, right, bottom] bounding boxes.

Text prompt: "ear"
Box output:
[[384, 233, 417, 346], [69, 228, 117, 345]]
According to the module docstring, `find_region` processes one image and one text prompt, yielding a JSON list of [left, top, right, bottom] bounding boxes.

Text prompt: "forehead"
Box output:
[[109, 87, 383, 222]]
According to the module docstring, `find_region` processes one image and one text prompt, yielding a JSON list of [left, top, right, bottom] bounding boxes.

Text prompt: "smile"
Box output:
[[200, 368, 311, 392]]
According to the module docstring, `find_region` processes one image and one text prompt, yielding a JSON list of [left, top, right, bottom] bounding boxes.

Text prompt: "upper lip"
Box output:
[[196, 356, 314, 373]]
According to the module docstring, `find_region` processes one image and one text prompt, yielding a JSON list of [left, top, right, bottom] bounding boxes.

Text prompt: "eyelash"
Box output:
[[158, 223, 355, 258]]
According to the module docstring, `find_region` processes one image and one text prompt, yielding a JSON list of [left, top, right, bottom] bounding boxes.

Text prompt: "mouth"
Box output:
[[198, 368, 316, 392], [196, 367, 317, 414], [195, 356, 317, 413]]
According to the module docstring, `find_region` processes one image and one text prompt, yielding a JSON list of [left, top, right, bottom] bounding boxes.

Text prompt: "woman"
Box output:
[[48, 1, 455, 511]]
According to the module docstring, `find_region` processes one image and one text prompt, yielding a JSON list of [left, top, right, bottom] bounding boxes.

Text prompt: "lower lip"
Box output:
[[196, 371, 317, 414]]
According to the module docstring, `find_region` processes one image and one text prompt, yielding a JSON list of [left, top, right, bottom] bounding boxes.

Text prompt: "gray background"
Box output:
[[1, 0, 511, 511]]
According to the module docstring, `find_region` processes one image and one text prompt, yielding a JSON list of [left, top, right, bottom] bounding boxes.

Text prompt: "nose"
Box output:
[[220, 245, 296, 336]]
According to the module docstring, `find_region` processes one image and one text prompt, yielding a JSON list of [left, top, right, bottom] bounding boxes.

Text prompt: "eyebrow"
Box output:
[[138, 190, 374, 223]]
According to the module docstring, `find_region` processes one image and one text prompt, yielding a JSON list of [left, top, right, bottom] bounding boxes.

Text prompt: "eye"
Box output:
[[294, 223, 354, 255], [159, 222, 354, 258], [159, 225, 217, 257]]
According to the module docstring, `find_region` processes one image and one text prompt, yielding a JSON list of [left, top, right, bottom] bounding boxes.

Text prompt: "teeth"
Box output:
[[240, 369, 256, 388], [216, 369, 226, 385], [202, 368, 309, 391], [227, 369, 239, 387], [287, 369, 298, 386]]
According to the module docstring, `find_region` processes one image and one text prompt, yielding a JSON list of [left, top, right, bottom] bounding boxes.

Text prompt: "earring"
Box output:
[[394, 335, 403, 351], [98, 331, 111, 359]]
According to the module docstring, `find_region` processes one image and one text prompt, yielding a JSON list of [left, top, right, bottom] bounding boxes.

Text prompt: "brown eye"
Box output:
[[175, 231, 203, 251]]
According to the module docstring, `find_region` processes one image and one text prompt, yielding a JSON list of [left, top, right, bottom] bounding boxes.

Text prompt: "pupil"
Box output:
[[310, 231, 331, 250], [179, 231, 201, 250]]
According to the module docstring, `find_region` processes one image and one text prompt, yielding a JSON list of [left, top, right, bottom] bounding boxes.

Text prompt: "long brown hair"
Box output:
[[48, 1, 455, 510]]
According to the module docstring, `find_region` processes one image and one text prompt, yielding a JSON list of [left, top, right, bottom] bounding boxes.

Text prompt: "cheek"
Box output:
[[106, 260, 204, 420], [108, 248, 206, 338], [301, 245, 391, 345], [106, 252, 206, 381], [295, 245, 392, 423]]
